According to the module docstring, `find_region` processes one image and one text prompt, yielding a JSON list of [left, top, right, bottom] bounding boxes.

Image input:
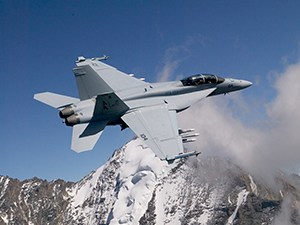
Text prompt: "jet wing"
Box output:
[[121, 105, 183, 160], [71, 120, 108, 153], [73, 59, 148, 100]]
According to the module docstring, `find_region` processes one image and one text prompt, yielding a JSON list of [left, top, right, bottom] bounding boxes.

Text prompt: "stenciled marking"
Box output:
[[140, 133, 148, 141]]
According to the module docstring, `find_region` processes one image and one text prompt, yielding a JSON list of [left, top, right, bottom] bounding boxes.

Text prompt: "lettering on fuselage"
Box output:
[[165, 90, 180, 96]]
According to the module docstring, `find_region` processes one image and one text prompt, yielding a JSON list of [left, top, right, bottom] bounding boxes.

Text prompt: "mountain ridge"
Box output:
[[1, 138, 300, 224]]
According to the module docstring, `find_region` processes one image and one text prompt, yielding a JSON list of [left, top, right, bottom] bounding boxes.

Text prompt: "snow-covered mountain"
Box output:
[[1, 137, 300, 224]]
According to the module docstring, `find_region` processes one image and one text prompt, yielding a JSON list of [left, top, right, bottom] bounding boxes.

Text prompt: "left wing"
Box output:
[[74, 59, 148, 100], [121, 104, 183, 160]]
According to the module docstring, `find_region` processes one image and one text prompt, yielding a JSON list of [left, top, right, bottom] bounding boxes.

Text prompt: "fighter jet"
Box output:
[[34, 56, 252, 163]]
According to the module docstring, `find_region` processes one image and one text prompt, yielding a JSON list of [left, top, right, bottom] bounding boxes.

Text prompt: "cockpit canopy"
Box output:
[[181, 74, 225, 86]]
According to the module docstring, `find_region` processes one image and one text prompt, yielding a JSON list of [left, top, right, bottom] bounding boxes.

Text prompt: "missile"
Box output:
[[178, 128, 195, 134], [182, 138, 197, 143], [93, 55, 109, 61], [180, 133, 199, 138]]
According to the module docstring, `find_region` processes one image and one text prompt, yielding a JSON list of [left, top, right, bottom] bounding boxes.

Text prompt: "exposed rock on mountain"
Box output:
[[1, 138, 300, 224]]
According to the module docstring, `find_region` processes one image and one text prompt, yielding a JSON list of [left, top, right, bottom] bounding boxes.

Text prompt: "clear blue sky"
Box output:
[[1, 0, 300, 181]]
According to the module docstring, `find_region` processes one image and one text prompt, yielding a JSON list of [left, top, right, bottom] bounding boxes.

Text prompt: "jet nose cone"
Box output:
[[240, 80, 252, 88]]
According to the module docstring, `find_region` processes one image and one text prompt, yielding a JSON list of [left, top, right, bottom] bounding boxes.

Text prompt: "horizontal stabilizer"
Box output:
[[34, 92, 79, 109], [71, 120, 108, 153]]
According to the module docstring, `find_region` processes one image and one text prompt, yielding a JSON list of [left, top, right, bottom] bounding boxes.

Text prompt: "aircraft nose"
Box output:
[[240, 80, 252, 89]]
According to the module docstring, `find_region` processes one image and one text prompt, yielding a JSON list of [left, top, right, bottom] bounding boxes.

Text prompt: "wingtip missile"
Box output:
[[96, 55, 109, 61], [90, 55, 110, 61]]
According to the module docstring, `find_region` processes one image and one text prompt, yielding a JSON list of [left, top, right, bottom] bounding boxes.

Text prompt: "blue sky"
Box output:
[[1, 0, 300, 182]]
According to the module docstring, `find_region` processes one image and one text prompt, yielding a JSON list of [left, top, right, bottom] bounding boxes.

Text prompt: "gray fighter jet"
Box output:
[[34, 56, 252, 162]]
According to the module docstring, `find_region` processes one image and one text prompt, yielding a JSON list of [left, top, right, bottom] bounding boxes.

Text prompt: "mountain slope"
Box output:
[[1, 138, 300, 224]]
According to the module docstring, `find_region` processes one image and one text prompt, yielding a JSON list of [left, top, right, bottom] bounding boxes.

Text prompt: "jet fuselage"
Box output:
[[34, 57, 252, 158], [60, 75, 251, 127]]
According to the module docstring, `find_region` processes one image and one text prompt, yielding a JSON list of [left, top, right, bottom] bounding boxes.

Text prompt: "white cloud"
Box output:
[[156, 57, 181, 82], [156, 40, 300, 185], [272, 195, 293, 225], [177, 57, 300, 185], [156, 37, 195, 82]]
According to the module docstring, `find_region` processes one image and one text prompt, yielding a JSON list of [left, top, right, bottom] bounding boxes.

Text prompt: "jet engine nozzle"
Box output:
[[60, 99, 95, 119], [59, 106, 74, 118], [65, 114, 80, 126], [65, 111, 93, 126]]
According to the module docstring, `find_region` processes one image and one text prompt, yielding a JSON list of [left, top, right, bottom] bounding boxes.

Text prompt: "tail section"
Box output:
[[34, 92, 79, 109], [34, 92, 108, 153]]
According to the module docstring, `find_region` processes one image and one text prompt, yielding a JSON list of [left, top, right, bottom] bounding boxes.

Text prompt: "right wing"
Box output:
[[73, 59, 148, 100], [122, 104, 183, 160]]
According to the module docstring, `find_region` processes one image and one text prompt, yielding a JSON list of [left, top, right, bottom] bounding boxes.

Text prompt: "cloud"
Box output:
[[156, 56, 181, 82], [177, 57, 300, 185], [156, 37, 195, 82], [156, 46, 187, 82], [272, 195, 293, 225]]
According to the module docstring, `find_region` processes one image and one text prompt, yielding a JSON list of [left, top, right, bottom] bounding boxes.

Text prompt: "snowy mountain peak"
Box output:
[[65, 138, 170, 224], [1, 138, 300, 224]]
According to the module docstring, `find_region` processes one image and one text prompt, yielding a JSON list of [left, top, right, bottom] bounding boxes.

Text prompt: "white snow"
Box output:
[[109, 138, 168, 225], [226, 189, 249, 225], [0, 214, 8, 224], [279, 190, 284, 198], [228, 195, 232, 204], [65, 138, 169, 225], [66, 164, 105, 224], [69, 164, 104, 208], [63, 138, 256, 224], [248, 174, 258, 195], [0, 178, 9, 200], [155, 174, 185, 225]]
